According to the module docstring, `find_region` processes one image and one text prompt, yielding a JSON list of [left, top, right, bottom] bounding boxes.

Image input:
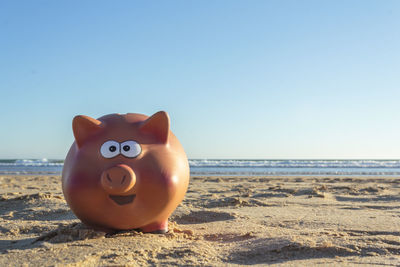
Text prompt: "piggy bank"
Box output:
[[62, 111, 190, 233]]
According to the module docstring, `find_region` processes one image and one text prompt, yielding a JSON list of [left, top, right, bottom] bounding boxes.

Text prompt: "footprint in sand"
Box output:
[[35, 223, 106, 243], [173, 210, 235, 225], [0, 193, 73, 221], [224, 237, 363, 265]]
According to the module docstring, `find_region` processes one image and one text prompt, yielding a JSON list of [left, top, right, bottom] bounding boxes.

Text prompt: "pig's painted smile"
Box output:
[[109, 194, 136, 205]]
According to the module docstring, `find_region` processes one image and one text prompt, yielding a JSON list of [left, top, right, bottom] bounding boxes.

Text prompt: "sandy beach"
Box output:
[[0, 175, 399, 266]]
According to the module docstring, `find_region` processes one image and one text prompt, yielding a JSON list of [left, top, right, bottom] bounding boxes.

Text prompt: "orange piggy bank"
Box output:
[[62, 111, 190, 233]]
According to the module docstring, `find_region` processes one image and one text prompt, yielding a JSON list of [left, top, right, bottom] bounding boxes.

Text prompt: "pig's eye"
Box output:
[[100, 140, 120, 158], [120, 140, 141, 158]]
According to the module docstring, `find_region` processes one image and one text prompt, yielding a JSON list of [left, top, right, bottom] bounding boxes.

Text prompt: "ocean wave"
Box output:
[[1, 159, 400, 176], [1, 159, 400, 168], [0, 159, 64, 167], [188, 159, 400, 168]]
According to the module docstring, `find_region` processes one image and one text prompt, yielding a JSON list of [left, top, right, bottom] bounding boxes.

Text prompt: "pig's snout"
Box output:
[[101, 164, 136, 194]]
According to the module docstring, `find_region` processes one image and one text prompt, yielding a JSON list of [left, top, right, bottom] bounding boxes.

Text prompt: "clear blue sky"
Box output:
[[1, 1, 399, 159]]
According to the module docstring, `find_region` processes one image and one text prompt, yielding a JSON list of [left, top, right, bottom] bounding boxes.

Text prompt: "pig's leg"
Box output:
[[140, 220, 168, 234]]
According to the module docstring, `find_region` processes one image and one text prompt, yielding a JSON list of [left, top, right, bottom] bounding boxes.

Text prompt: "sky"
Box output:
[[0, 0, 400, 159]]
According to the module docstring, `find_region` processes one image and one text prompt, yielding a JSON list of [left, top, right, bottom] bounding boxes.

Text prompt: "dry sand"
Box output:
[[0, 175, 399, 266]]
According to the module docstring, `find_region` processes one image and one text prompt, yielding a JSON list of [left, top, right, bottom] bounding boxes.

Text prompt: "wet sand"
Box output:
[[0, 175, 399, 266]]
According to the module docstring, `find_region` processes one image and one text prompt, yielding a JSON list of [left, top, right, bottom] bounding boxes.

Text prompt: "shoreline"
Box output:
[[1, 173, 400, 178], [1, 175, 399, 265]]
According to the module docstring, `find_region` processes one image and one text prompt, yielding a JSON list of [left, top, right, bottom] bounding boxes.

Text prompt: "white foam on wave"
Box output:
[[1, 159, 400, 176], [188, 159, 400, 168], [0, 159, 63, 166], [2, 159, 399, 168]]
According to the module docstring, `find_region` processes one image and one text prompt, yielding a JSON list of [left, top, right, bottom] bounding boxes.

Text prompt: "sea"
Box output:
[[1, 159, 400, 177]]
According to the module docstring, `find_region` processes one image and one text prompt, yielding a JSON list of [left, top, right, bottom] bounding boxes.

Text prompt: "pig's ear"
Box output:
[[72, 115, 102, 148], [139, 111, 170, 144]]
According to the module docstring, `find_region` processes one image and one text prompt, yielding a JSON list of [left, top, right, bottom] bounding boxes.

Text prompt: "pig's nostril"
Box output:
[[106, 174, 112, 183], [121, 175, 126, 185]]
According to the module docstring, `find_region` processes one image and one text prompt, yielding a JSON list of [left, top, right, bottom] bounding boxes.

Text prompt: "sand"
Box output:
[[0, 175, 399, 266]]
